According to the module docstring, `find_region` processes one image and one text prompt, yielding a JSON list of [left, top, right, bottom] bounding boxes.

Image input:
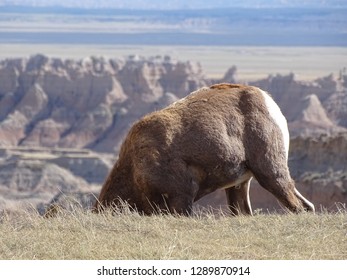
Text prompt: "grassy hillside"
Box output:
[[0, 207, 346, 260]]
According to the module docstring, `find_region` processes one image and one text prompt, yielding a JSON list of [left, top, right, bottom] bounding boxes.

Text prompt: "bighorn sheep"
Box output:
[[94, 83, 315, 215]]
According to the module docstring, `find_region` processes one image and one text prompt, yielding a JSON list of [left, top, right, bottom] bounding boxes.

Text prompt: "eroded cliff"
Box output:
[[0, 54, 346, 212]]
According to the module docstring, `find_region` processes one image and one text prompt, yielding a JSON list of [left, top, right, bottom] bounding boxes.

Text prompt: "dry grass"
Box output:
[[0, 205, 346, 260]]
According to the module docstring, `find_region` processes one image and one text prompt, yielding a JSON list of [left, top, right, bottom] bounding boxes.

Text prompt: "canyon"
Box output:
[[0, 54, 346, 213]]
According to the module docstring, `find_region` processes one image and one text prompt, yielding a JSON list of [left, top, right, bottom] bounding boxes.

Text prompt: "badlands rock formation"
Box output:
[[0, 147, 110, 211], [0, 54, 205, 153], [0, 54, 346, 212]]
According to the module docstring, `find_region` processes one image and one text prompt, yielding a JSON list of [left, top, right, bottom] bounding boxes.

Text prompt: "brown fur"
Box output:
[[94, 84, 314, 215], [209, 83, 245, 90]]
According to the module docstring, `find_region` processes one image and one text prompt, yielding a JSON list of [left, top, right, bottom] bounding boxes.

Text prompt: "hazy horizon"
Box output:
[[1, 0, 347, 9], [1, 4, 346, 47]]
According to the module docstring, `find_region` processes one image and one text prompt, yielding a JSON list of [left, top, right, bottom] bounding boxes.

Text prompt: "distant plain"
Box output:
[[1, 7, 346, 81]]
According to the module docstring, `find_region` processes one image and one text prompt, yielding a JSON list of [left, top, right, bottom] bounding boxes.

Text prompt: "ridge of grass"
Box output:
[[0, 205, 346, 260]]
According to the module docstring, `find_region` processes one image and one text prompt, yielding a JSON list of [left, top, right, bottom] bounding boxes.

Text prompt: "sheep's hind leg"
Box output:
[[250, 167, 314, 213], [225, 178, 253, 216]]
